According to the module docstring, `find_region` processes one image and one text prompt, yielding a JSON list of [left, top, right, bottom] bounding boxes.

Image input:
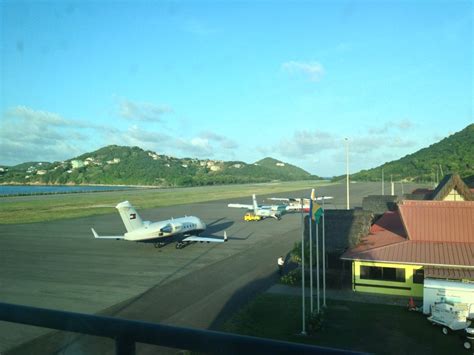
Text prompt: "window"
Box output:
[[360, 266, 405, 282], [447, 188, 464, 201], [360, 265, 382, 280], [413, 269, 424, 284]]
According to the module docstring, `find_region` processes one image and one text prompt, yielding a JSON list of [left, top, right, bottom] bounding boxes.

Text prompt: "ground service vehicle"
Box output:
[[244, 213, 262, 221]]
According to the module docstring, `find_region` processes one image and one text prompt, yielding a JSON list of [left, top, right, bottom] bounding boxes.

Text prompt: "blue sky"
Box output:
[[1, 0, 472, 176]]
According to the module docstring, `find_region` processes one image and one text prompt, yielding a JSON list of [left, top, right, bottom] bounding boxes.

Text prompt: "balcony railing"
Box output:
[[0, 302, 361, 355]]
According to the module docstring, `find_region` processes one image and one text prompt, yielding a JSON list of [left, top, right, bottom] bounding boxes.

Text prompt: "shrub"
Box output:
[[279, 268, 301, 286], [307, 310, 324, 334]]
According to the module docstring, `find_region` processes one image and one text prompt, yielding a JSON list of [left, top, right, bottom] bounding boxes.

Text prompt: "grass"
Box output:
[[223, 293, 464, 355], [0, 180, 333, 224]]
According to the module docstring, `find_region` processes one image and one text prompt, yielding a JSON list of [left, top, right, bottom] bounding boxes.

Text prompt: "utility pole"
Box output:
[[345, 138, 349, 210]]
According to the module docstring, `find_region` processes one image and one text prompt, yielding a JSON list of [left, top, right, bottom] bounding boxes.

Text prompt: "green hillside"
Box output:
[[351, 124, 474, 182], [0, 145, 317, 187], [255, 157, 316, 180]]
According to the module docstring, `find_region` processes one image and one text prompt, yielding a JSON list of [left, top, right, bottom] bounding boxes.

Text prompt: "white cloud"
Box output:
[[6, 106, 90, 128], [190, 137, 209, 149], [118, 98, 172, 122], [101, 125, 238, 159], [348, 136, 417, 155], [199, 131, 238, 149], [277, 130, 337, 158], [368, 119, 414, 134], [396, 119, 414, 130], [0, 106, 99, 165], [282, 61, 324, 82], [272, 126, 419, 176]]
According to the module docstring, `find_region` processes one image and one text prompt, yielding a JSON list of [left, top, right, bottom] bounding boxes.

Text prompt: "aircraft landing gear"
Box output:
[[175, 242, 185, 249], [154, 242, 165, 248]]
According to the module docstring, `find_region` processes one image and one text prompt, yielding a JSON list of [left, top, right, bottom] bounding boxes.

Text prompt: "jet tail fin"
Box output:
[[115, 201, 144, 232], [252, 194, 258, 214]]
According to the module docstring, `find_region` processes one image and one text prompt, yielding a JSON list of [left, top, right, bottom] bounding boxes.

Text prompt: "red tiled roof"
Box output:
[[399, 201, 474, 243], [341, 201, 474, 267], [424, 266, 474, 281], [345, 212, 406, 255], [342, 240, 474, 267]]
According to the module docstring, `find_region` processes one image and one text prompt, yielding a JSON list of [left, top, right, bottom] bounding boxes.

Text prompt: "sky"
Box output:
[[1, 0, 472, 176]]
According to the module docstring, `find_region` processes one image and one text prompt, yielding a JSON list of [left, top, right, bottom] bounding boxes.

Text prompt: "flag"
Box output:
[[311, 202, 323, 223], [309, 189, 323, 223]]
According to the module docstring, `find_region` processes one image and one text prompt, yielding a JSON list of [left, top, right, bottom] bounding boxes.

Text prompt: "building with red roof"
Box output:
[[341, 200, 474, 297]]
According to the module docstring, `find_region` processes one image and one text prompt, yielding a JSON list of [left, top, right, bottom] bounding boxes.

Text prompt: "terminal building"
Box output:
[[340, 174, 474, 314]]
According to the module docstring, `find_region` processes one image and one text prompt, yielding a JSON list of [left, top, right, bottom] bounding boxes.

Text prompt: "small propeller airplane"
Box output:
[[227, 194, 287, 220], [268, 196, 333, 212], [91, 201, 227, 249]]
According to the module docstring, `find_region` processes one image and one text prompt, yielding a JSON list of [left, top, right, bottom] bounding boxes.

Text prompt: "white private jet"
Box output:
[[91, 201, 227, 249], [228, 194, 287, 220], [268, 195, 333, 212]]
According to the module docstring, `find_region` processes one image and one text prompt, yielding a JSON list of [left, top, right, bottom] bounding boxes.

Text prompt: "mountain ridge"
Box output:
[[0, 145, 317, 187], [348, 124, 474, 182]]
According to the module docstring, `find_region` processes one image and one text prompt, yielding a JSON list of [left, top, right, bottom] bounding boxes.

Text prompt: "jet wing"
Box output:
[[182, 232, 227, 243], [91, 228, 125, 240], [227, 203, 253, 209]]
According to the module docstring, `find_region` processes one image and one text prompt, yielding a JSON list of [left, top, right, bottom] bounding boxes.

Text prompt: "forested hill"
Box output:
[[0, 145, 318, 186], [351, 124, 474, 182]]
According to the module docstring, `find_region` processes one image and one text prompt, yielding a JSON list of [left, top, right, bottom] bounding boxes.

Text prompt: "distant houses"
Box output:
[[71, 160, 85, 169]]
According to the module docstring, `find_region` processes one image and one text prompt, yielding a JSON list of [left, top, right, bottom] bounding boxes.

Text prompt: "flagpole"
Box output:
[[345, 138, 350, 210], [322, 197, 326, 308], [316, 216, 320, 313], [309, 206, 314, 314], [300, 198, 306, 335]]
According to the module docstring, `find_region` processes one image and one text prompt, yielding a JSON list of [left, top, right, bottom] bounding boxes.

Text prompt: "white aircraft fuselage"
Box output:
[[91, 201, 226, 248], [123, 216, 206, 241], [227, 194, 286, 220]]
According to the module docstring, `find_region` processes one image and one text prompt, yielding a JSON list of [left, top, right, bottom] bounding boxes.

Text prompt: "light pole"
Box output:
[[345, 138, 350, 210]]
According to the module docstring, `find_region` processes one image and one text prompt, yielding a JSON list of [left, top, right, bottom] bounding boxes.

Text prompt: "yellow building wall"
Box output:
[[353, 261, 424, 297], [443, 188, 465, 201]]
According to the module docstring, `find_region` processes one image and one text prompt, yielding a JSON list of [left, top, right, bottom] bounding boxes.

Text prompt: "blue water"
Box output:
[[0, 185, 137, 196]]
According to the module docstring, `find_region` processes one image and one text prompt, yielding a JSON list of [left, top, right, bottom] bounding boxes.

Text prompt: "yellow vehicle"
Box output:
[[244, 212, 262, 221]]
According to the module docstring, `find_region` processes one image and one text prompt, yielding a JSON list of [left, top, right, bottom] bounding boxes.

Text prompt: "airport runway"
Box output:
[[0, 181, 426, 354]]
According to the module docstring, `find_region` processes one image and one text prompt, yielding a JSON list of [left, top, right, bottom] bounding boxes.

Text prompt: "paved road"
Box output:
[[0, 182, 426, 354]]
